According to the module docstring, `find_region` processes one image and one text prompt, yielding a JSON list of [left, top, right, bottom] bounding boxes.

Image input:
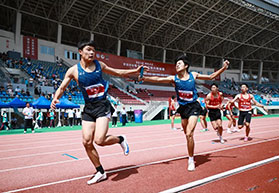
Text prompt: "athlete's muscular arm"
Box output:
[[192, 60, 229, 80], [140, 75, 174, 84], [229, 94, 240, 105], [100, 61, 146, 77], [251, 94, 268, 112], [51, 67, 75, 109]]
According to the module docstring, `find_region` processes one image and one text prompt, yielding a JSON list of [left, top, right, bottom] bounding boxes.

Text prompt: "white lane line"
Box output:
[[0, 124, 178, 144], [1, 133, 279, 173], [3, 137, 279, 193], [0, 125, 279, 157], [0, 127, 183, 147], [160, 155, 279, 193], [0, 121, 276, 147]]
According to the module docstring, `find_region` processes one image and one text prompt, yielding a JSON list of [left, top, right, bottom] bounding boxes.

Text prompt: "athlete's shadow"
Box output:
[[107, 165, 139, 181], [194, 154, 237, 168], [239, 137, 253, 141], [211, 139, 228, 143]]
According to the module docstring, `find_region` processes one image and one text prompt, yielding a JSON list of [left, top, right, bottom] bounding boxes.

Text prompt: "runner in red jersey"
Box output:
[[229, 83, 268, 142], [205, 83, 225, 143]]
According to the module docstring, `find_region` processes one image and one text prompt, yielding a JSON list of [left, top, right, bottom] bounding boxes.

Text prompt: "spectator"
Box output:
[[29, 77, 34, 87], [22, 102, 35, 134], [49, 110, 55, 128], [37, 109, 43, 129], [26, 89, 30, 96], [67, 109, 74, 127], [25, 79, 29, 87], [121, 106, 127, 126], [112, 104, 118, 127], [75, 109, 82, 125], [0, 110, 10, 131], [63, 111, 68, 126], [15, 86, 21, 93]]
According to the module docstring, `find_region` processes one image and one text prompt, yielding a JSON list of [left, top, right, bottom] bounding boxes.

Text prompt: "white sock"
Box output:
[[189, 156, 194, 162], [220, 136, 223, 140]]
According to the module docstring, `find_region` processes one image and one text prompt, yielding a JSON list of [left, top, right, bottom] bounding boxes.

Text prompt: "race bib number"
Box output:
[[178, 90, 193, 101], [85, 84, 105, 98]]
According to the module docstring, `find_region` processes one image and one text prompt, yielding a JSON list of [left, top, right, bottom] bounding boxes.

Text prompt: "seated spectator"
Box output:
[[26, 89, 30, 96], [29, 78, 34, 87], [15, 86, 21, 93]]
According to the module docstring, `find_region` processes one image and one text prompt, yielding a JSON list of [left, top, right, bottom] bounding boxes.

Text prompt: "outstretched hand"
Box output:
[[50, 99, 59, 110], [223, 60, 230, 69], [136, 65, 148, 74]]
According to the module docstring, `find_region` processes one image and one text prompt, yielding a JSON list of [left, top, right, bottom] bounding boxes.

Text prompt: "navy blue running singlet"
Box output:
[[77, 60, 108, 103]]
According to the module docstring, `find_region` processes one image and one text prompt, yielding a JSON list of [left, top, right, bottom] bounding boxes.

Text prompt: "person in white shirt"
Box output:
[[75, 109, 82, 125], [15, 86, 21, 93], [68, 109, 75, 127], [22, 102, 35, 134], [112, 104, 118, 127]]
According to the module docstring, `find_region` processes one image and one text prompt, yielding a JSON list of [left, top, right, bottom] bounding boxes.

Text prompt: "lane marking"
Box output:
[[1, 128, 278, 161], [0, 123, 277, 153], [3, 137, 279, 193], [0, 120, 276, 145], [160, 156, 279, 193], [62, 154, 78, 160], [1, 131, 279, 172], [248, 185, 259, 191]]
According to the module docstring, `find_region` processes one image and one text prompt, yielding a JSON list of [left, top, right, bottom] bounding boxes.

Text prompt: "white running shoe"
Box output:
[[32, 130, 35, 133], [188, 161, 195, 171], [227, 129, 232, 134], [233, 128, 240, 132], [87, 172, 107, 185], [24, 131, 26, 134], [220, 138, 225, 144], [120, 135, 129, 156]]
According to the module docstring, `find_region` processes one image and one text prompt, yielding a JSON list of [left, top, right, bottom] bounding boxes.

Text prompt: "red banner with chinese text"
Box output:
[[95, 51, 176, 77], [23, 36, 38, 59]]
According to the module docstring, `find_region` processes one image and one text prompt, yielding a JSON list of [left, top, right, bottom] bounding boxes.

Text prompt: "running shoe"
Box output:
[[188, 161, 195, 171], [233, 128, 240, 132], [220, 138, 225, 144], [244, 136, 249, 142], [120, 135, 129, 156], [227, 129, 232, 134], [87, 171, 107, 185]]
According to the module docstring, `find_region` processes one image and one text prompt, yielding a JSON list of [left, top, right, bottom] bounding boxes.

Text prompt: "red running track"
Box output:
[[0, 117, 278, 193]]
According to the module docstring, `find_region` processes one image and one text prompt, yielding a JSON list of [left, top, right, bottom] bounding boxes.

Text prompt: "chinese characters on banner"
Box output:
[[95, 51, 176, 77], [23, 36, 38, 59]]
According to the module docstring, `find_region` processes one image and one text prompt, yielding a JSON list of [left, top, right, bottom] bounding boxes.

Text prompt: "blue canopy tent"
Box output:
[[32, 96, 51, 109], [8, 97, 26, 108], [0, 101, 9, 108], [56, 98, 80, 109], [55, 98, 80, 127], [6, 98, 26, 126]]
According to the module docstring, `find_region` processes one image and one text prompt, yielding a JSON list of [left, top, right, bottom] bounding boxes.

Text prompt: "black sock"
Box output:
[[118, 136, 124, 144], [96, 165, 104, 174]]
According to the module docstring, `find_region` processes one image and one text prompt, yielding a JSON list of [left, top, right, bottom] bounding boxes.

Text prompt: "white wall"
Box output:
[[0, 30, 16, 52]]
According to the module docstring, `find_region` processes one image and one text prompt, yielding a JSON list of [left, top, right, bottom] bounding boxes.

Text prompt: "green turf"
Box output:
[[1, 114, 279, 136]]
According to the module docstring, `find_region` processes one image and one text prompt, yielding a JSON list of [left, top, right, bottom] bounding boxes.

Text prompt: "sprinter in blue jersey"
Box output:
[[51, 40, 146, 185], [139, 55, 229, 171]]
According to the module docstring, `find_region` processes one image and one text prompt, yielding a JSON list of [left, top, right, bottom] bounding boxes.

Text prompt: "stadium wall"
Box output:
[[0, 29, 240, 81]]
